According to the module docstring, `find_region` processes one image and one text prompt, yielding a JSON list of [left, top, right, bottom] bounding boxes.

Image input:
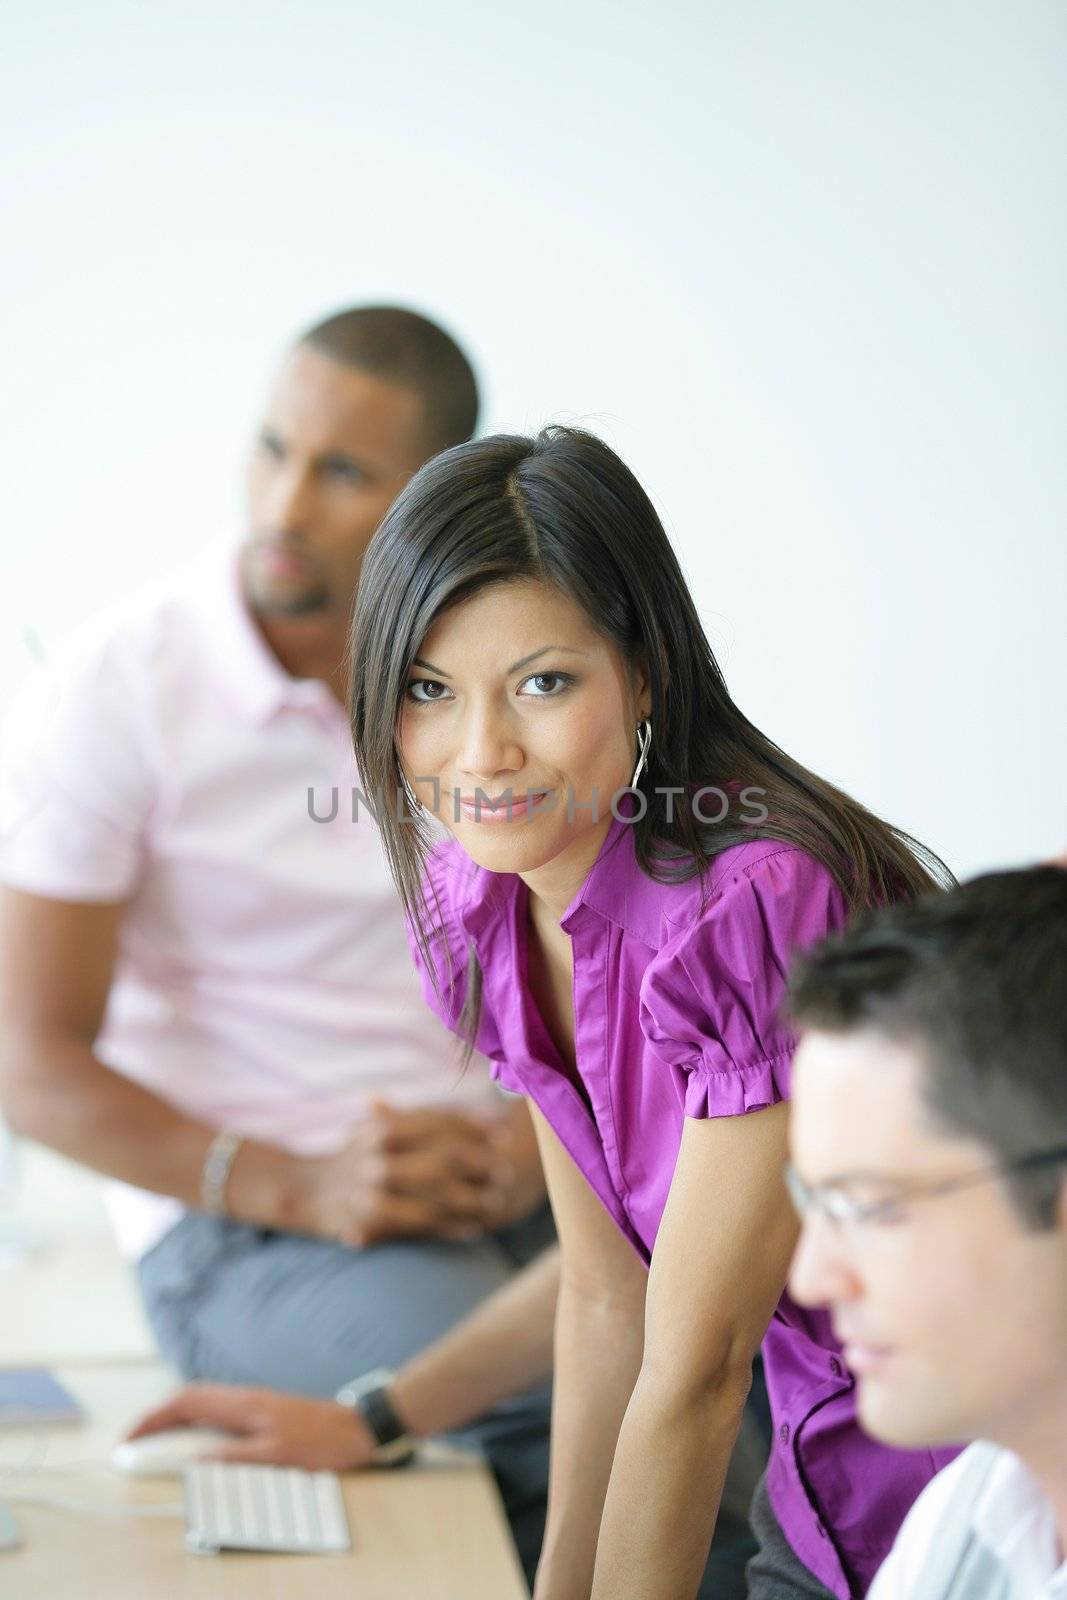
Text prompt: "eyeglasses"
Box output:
[[784, 1145, 1067, 1231]]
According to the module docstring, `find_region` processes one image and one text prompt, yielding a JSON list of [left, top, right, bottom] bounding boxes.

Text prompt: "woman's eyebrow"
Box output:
[[410, 645, 589, 680], [508, 645, 588, 673]]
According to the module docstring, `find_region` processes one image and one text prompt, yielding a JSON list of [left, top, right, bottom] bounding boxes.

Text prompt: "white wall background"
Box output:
[[2, 0, 1064, 879]]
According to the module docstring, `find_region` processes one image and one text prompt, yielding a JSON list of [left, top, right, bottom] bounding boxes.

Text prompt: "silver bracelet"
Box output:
[[200, 1130, 243, 1216]]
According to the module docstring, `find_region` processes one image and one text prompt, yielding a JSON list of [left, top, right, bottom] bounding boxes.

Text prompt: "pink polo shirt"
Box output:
[[0, 547, 498, 1257], [409, 812, 956, 1598]]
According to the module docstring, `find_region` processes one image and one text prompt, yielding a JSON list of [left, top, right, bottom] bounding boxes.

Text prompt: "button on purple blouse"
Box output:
[[408, 813, 956, 1598]]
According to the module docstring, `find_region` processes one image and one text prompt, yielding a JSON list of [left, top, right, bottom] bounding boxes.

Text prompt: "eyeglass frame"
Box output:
[[784, 1144, 1067, 1231]]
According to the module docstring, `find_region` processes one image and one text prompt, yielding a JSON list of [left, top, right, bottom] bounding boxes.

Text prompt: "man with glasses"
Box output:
[[785, 864, 1067, 1598]]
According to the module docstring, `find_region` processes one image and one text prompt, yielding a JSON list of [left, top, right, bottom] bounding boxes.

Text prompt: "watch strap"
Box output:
[[336, 1369, 416, 1466]]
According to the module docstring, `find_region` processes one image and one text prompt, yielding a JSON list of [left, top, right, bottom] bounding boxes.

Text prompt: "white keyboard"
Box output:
[[184, 1461, 351, 1555]]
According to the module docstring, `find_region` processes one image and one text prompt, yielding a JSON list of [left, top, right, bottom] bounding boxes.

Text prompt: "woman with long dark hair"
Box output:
[[347, 425, 956, 1599]]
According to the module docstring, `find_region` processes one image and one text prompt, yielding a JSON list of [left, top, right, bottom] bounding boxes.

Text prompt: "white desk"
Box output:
[[0, 1364, 529, 1598], [0, 1147, 530, 1596]]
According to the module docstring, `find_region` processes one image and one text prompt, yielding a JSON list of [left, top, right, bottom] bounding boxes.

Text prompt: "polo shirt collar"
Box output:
[[190, 543, 336, 726]]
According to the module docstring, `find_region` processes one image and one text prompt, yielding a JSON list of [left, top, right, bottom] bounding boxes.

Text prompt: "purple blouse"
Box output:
[[409, 812, 956, 1598]]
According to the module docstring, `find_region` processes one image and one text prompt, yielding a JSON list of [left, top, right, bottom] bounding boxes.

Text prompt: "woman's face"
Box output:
[[398, 578, 649, 885]]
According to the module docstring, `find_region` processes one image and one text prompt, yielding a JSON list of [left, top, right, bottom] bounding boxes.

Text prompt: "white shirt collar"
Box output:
[[973, 1447, 1066, 1595]]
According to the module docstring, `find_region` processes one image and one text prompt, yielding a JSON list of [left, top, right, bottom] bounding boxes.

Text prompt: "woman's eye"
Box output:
[[520, 672, 574, 697], [406, 679, 452, 703]]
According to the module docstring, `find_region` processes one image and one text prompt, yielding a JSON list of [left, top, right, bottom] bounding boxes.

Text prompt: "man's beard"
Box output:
[[250, 581, 332, 617], [241, 540, 332, 617]]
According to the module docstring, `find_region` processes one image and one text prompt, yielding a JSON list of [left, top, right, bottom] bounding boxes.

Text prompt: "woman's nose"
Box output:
[[458, 705, 523, 785]]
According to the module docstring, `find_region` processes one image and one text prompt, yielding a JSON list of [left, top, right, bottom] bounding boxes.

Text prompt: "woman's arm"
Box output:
[[529, 1104, 649, 1600], [591, 1101, 798, 1600]]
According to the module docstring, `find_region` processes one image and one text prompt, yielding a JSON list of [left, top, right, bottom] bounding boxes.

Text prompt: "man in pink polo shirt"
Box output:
[[0, 306, 554, 1578]]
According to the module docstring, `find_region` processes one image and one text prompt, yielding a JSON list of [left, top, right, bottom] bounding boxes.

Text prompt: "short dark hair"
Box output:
[[296, 305, 478, 454], [790, 866, 1067, 1227]]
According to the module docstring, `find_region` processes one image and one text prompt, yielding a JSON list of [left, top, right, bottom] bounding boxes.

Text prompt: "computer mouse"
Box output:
[[111, 1427, 235, 1477]]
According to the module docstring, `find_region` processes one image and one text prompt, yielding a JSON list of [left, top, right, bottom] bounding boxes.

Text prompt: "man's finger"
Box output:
[[124, 1384, 260, 1440], [210, 1435, 289, 1465], [375, 1107, 492, 1154], [392, 1165, 501, 1222], [343, 1191, 444, 1247], [382, 1147, 497, 1199]]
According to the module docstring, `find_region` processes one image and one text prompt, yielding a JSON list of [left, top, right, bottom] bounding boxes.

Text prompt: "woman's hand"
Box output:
[[123, 1383, 377, 1470]]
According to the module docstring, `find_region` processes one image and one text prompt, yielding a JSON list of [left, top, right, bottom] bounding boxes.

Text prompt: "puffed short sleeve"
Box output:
[[0, 632, 157, 902], [640, 847, 849, 1119], [405, 841, 518, 1090]]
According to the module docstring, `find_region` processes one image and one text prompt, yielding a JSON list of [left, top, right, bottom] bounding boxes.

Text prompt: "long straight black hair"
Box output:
[[350, 426, 953, 1051]]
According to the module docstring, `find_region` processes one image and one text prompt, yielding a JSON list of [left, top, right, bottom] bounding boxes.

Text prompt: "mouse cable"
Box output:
[[1, 1490, 183, 1519]]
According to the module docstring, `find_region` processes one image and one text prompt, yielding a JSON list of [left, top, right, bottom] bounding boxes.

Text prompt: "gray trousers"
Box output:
[[137, 1205, 765, 1595], [745, 1473, 840, 1599]]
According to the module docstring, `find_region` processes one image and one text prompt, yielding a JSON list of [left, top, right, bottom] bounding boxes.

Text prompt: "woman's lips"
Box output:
[[457, 791, 549, 824]]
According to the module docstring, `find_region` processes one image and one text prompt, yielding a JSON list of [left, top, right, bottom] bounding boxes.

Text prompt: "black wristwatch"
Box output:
[[335, 1368, 417, 1467]]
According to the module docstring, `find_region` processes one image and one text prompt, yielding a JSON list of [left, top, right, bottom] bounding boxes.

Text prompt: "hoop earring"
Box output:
[[630, 719, 652, 789]]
